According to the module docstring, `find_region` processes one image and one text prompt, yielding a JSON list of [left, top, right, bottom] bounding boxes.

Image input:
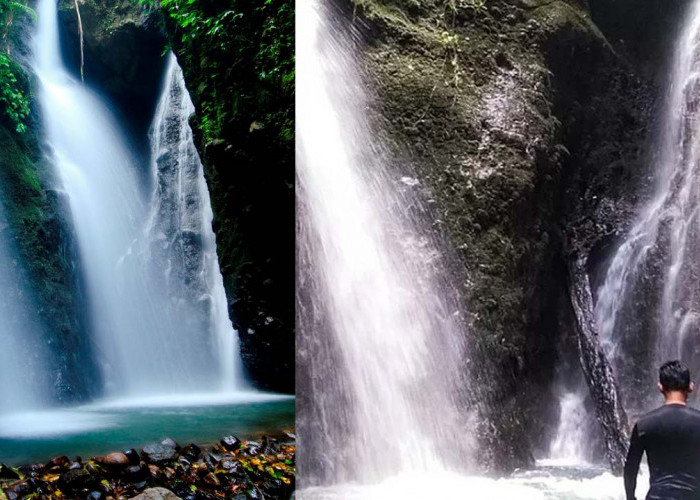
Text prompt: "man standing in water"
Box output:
[[625, 360, 700, 500]]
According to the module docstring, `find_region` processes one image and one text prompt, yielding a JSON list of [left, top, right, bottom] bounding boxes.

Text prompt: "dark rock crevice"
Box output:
[[56, 0, 168, 157]]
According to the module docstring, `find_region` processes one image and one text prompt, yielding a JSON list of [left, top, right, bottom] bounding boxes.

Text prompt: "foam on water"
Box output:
[[0, 410, 116, 439], [88, 391, 293, 410], [0, 391, 292, 439], [298, 467, 650, 500]]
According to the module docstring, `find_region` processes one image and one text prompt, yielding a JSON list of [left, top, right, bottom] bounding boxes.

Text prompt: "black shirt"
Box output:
[[625, 404, 700, 500]]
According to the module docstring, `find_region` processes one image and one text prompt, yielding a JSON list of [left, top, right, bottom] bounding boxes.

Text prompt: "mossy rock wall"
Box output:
[[347, 0, 660, 470]]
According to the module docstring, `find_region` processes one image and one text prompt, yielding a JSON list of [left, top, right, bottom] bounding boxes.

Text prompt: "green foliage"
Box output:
[[0, 0, 34, 134], [1, 0, 35, 49], [135, 0, 294, 145], [0, 55, 30, 133]]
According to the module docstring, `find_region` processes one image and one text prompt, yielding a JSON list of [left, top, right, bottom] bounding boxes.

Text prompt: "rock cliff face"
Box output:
[[344, 0, 671, 470], [57, 0, 167, 149]]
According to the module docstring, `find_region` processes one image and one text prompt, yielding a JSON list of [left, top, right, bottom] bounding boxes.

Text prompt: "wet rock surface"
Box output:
[[320, 0, 662, 473], [56, 0, 167, 142], [0, 434, 295, 499]]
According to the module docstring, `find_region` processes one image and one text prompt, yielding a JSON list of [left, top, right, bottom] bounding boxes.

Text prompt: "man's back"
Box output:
[[625, 404, 700, 499]]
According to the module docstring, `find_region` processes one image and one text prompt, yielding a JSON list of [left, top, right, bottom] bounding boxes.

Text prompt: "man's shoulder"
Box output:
[[637, 404, 700, 426], [636, 406, 666, 424]]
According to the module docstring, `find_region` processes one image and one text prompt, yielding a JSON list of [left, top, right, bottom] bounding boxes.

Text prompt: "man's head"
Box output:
[[658, 360, 694, 401]]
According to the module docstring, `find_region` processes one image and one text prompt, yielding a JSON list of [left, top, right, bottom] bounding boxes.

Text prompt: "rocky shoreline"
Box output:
[[0, 434, 295, 499]]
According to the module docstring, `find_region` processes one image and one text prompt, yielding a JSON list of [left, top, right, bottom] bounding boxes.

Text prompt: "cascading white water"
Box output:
[[548, 392, 591, 464], [145, 53, 240, 390], [296, 0, 472, 492], [0, 208, 47, 412], [594, 0, 700, 414], [32, 0, 242, 397]]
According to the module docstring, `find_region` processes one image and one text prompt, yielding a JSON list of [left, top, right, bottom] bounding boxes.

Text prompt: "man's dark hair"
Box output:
[[659, 360, 691, 391]]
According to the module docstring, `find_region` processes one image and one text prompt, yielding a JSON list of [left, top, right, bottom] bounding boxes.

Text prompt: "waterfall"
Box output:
[[0, 206, 47, 412], [297, 0, 471, 491], [32, 0, 242, 398], [594, 0, 700, 415], [145, 53, 240, 391], [548, 392, 590, 464]]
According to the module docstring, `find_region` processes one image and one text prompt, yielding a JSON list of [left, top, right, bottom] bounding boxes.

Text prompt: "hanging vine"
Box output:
[[73, 0, 84, 82]]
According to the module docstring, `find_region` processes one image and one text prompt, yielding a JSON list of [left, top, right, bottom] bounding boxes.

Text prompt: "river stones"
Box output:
[[69, 460, 84, 470], [160, 437, 179, 449], [57, 468, 96, 492], [202, 471, 220, 487], [123, 463, 149, 482], [180, 443, 201, 461], [99, 452, 129, 468], [131, 487, 182, 500], [262, 435, 280, 455], [0, 435, 295, 499], [220, 435, 241, 451], [0, 464, 19, 479], [47, 455, 70, 469], [141, 443, 179, 465], [125, 448, 141, 465], [241, 441, 262, 456]]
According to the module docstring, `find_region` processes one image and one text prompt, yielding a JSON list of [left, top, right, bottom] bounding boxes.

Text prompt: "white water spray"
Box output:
[[548, 392, 591, 464], [146, 53, 241, 391], [0, 209, 47, 412], [297, 0, 472, 491], [33, 0, 242, 397]]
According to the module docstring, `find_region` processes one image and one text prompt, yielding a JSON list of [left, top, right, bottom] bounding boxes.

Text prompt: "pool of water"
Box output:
[[297, 460, 650, 499], [0, 391, 294, 465]]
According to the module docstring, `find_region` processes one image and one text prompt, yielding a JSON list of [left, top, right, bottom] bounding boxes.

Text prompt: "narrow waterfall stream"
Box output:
[[33, 0, 240, 398], [594, 0, 700, 417], [145, 52, 240, 392], [547, 392, 591, 465]]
